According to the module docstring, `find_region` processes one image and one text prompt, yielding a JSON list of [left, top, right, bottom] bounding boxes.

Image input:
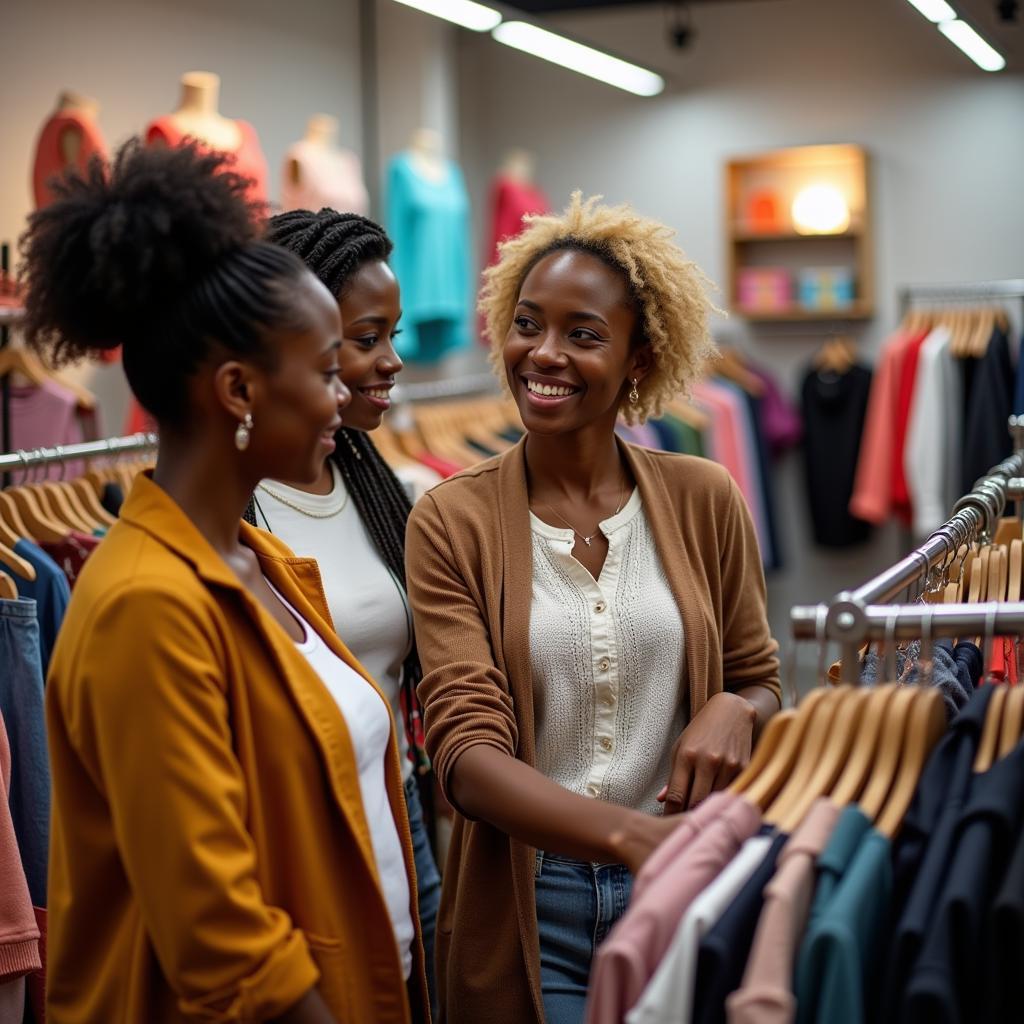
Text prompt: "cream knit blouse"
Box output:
[[529, 489, 686, 815]]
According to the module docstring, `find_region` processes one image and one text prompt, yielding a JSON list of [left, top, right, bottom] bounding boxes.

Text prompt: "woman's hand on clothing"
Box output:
[[658, 691, 757, 814]]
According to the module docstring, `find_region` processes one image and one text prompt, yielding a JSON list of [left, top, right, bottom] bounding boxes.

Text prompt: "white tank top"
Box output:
[[267, 579, 414, 979]]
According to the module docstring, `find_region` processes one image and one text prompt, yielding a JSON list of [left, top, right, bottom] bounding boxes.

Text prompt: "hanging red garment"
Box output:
[[488, 176, 549, 266], [32, 111, 108, 209], [890, 330, 930, 525], [145, 116, 268, 206]]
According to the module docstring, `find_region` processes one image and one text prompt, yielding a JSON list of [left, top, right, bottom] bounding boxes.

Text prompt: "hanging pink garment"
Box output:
[[281, 140, 368, 215], [488, 176, 549, 265]]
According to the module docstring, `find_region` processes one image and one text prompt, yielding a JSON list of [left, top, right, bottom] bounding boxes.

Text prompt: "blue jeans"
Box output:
[[0, 598, 49, 907], [534, 852, 633, 1024], [404, 774, 441, 1019]]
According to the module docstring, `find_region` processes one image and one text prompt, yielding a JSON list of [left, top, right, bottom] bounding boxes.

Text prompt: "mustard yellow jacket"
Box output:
[[46, 475, 428, 1023]]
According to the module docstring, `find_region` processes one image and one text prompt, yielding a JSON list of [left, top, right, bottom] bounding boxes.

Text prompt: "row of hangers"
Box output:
[[900, 302, 1010, 359], [0, 454, 151, 598], [374, 390, 717, 474], [732, 655, 1023, 840]]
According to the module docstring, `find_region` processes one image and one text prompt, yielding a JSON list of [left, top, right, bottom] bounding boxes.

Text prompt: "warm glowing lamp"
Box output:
[[791, 185, 851, 235]]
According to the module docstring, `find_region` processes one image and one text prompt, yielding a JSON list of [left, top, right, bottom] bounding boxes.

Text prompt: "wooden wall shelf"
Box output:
[[725, 144, 874, 323]]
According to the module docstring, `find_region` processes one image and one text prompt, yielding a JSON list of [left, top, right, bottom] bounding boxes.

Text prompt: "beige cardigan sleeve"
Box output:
[[719, 475, 781, 703], [405, 492, 519, 802]]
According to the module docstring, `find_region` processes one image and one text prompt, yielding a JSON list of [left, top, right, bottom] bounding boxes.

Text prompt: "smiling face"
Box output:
[[336, 259, 403, 432], [502, 247, 651, 436], [245, 271, 350, 484]]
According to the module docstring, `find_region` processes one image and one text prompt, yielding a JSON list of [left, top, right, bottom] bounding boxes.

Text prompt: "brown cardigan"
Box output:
[[405, 438, 780, 1024]]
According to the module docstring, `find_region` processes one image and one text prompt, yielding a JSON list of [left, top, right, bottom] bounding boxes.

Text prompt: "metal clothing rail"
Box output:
[[0, 432, 158, 475], [898, 278, 1024, 311], [792, 417, 1024, 682]]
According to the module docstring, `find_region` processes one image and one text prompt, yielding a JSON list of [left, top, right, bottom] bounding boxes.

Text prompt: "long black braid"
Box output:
[[243, 208, 432, 801]]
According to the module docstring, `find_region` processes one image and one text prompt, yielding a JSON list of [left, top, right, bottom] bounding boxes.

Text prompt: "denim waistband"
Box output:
[[0, 597, 38, 620]]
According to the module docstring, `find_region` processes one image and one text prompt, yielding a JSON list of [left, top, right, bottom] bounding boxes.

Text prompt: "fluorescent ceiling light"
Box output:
[[391, 0, 501, 32], [903, 0, 957, 23], [939, 19, 1007, 71], [492, 21, 665, 97]]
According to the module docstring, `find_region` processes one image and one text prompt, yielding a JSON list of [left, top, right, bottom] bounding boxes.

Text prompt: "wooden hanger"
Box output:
[[710, 348, 765, 396], [728, 709, 795, 795], [876, 687, 945, 838], [763, 691, 844, 825], [68, 477, 117, 527], [48, 479, 103, 533], [33, 483, 92, 534], [0, 490, 34, 544], [0, 346, 49, 388], [975, 686, 1008, 774], [6, 486, 68, 542], [997, 684, 1024, 760], [856, 685, 918, 820], [665, 398, 711, 434], [0, 570, 17, 600], [738, 687, 832, 811], [777, 687, 871, 833], [0, 538, 35, 581], [829, 684, 899, 806], [813, 336, 857, 375], [1008, 539, 1022, 603], [971, 306, 996, 358]]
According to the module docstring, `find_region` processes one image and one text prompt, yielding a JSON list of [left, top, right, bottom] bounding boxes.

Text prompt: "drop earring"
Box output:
[[234, 412, 254, 452], [629, 379, 640, 406]]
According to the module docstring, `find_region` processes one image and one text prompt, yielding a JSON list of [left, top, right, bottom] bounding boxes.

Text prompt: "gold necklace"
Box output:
[[538, 475, 629, 547], [258, 472, 349, 520]]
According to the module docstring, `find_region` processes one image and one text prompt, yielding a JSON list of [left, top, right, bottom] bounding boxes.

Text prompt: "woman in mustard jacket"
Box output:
[[20, 141, 428, 1023]]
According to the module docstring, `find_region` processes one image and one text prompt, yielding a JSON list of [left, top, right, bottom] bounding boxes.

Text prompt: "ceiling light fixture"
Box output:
[[492, 21, 665, 97], [938, 19, 1007, 70], [391, 0, 501, 32], [903, 0, 957, 22]]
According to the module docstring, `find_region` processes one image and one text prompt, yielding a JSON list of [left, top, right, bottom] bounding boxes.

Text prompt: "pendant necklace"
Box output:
[[538, 474, 629, 547]]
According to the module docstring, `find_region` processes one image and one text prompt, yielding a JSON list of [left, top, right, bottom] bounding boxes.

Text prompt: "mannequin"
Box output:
[[407, 128, 447, 184], [385, 128, 471, 362], [499, 147, 536, 185], [158, 71, 241, 150], [281, 114, 368, 215], [146, 72, 268, 204], [32, 91, 108, 209], [486, 147, 549, 270]]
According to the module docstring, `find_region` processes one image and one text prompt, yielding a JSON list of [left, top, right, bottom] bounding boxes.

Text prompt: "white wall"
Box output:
[[457, 0, 1024, 684]]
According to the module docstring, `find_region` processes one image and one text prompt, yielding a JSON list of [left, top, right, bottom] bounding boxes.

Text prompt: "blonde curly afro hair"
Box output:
[[478, 191, 720, 424]]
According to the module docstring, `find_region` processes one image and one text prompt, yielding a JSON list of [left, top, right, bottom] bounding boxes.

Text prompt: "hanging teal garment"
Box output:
[[386, 152, 472, 363]]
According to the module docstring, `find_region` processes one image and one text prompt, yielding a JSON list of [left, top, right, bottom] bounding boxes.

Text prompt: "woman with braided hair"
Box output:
[[245, 208, 442, 1015], [26, 142, 428, 1023]]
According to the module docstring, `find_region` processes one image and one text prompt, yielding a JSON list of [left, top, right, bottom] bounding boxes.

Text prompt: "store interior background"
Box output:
[[3, 0, 1023, 688]]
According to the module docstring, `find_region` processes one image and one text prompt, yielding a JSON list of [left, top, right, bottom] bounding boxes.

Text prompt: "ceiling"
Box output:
[[509, 0, 778, 14]]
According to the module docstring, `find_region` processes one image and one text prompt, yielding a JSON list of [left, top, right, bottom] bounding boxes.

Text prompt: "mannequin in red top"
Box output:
[[146, 71, 268, 206], [32, 91, 108, 209], [487, 148, 549, 265]]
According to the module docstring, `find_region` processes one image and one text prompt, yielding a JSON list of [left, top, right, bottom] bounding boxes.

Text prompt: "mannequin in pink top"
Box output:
[[146, 71, 268, 205], [281, 114, 369, 216], [32, 91, 108, 209]]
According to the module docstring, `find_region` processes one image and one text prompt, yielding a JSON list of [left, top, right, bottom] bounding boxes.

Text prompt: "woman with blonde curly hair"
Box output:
[[405, 193, 780, 1024]]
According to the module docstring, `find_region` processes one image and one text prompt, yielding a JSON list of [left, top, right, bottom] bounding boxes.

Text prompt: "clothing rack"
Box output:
[[898, 278, 1024, 341], [791, 416, 1024, 683], [0, 431, 158, 476]]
